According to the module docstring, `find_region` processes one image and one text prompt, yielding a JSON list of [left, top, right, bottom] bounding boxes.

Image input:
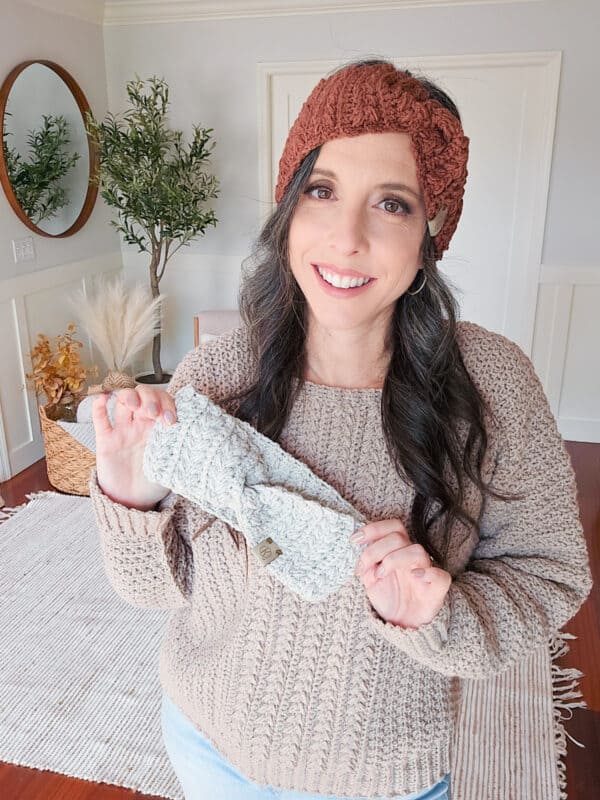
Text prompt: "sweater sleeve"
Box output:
[[90, 469, 202, 608], [89, 341, 233, 609], [363, 335, 593, 679]]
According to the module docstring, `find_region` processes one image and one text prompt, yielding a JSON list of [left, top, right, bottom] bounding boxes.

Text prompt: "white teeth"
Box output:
[[317, 266, 371, 288]]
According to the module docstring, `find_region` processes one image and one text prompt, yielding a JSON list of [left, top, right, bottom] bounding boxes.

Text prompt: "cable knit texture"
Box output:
[[90, 322, 592, 798], [143, 384, 369, 602], [274, 63, 469, 259]]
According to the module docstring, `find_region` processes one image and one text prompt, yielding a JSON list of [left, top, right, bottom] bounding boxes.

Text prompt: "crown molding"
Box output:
[[19, 0, 545, 27], [22, 0, 104, 25], [104, 0, 543, 26]]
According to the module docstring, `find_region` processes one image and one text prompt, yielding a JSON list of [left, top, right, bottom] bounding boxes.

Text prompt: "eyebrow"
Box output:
[[309, 168, 422, 200]]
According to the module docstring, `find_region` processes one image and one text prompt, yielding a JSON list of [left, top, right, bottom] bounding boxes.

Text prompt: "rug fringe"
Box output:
[[549, 629, 587, 800], [0, 491, 66, 525], [25, 490, 63, 501], [0, 502, 27, 523]]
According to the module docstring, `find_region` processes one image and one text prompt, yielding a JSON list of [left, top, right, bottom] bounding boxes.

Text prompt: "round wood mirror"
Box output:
[[0, 60, 98, 238]]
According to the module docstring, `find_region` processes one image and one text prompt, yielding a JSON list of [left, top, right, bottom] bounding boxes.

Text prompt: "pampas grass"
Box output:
[[70, 275, 162, 373]]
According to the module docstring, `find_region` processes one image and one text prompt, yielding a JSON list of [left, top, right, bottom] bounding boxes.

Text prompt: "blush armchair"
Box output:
[[193, 309, 242, 347]]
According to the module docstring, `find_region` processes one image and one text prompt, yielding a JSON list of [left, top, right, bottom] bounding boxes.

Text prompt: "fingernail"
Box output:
[[350, 531, 364, 543], [375, 564, 385, 578], [163, 410, 175, 424], [411, 568, 425, 577], [148, 402, 159, 417]]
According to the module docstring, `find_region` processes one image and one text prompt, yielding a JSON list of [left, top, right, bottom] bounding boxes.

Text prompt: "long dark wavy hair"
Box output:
[[222, 57, 522, 567]]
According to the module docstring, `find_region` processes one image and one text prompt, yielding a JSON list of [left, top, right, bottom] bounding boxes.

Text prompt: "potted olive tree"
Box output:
[[85, 75, 220, 384]]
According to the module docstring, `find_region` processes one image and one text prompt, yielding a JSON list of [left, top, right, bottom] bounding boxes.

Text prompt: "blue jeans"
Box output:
[[161, 692, 451, 800]]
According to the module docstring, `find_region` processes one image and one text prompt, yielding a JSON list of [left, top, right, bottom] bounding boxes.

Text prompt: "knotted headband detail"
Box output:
[[143, 385, 369, 602]]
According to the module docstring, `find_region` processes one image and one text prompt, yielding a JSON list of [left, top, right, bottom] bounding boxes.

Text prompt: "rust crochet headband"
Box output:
[[275, 63, 469, 260]]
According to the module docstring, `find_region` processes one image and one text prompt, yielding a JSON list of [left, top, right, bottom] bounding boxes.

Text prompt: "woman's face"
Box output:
[[288, 131, 427, 334]]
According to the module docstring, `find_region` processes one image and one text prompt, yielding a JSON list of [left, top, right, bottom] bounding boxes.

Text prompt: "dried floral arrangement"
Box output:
[[26, 323, 97, 421], [70, 275, 162, 394]]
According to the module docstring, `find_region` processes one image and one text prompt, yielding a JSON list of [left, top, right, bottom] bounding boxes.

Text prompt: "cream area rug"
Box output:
[[0, 491, 588, 799], [0, 491, 182, 799]]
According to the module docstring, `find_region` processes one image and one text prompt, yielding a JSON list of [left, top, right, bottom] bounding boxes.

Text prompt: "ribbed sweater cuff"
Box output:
[[89, 470, 193, 607], [363, 590, 451, 658], [89, 469, 175, 526]]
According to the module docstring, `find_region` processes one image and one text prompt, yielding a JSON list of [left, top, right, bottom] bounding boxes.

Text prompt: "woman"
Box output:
[[91, 59, 592, 800]]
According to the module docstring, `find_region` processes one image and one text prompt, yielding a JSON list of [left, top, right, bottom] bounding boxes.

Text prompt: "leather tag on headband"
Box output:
[[428, 205, 448, 237]]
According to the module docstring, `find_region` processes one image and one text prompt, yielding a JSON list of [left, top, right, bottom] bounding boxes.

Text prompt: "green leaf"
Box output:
[[3, 113, 81, 222]]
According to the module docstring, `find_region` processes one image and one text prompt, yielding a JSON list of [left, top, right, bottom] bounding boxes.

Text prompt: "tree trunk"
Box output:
[[149, 253, 163, 383]]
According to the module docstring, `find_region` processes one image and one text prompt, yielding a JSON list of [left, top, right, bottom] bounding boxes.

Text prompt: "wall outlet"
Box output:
[[12, 236, 35, 264]]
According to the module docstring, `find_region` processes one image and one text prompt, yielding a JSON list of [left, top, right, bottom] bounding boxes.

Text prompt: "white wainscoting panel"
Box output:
[[0, 253, 122, 480], [533, 265, 600, 443]]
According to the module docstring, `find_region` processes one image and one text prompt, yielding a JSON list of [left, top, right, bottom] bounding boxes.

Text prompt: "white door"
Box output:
[[259, 52, 561, 355]]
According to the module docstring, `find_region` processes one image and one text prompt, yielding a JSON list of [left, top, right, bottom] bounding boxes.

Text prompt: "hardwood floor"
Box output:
[[1, 446, 598, 799], [0, 764, 159, 800]]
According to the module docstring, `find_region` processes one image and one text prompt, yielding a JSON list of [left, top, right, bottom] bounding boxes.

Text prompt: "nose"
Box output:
[[327, 201, 368, 256]]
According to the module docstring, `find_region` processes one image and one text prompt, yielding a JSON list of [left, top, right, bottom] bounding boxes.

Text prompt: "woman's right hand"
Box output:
[[92, 386, 177, 511]]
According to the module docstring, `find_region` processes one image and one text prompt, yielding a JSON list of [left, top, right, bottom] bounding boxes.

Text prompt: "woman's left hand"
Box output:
[[352, 519, 452, 630]]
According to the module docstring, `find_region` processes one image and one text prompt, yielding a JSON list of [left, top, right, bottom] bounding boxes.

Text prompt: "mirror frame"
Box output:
[[0, 59, 99, 238]]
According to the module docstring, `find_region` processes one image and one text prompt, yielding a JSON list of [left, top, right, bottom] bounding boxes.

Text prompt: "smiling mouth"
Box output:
[[313, 264, 374, 288]]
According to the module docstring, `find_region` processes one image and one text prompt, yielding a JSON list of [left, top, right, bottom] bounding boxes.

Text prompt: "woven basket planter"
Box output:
[[38, 405, 96, 496]]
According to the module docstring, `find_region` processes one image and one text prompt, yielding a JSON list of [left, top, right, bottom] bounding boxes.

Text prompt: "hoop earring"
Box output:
[[406, 270, 427, 296]]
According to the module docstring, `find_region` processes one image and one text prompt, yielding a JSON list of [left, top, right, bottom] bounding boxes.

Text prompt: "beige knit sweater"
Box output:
[[90, 321, 592, 798]]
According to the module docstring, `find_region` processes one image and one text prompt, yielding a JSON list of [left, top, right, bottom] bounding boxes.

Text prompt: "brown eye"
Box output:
[[382, 198, 411, 215], [305, 184, 332, 200]]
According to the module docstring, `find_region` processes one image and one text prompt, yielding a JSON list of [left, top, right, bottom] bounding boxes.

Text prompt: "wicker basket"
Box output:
[[38, 405, 96, 496]]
